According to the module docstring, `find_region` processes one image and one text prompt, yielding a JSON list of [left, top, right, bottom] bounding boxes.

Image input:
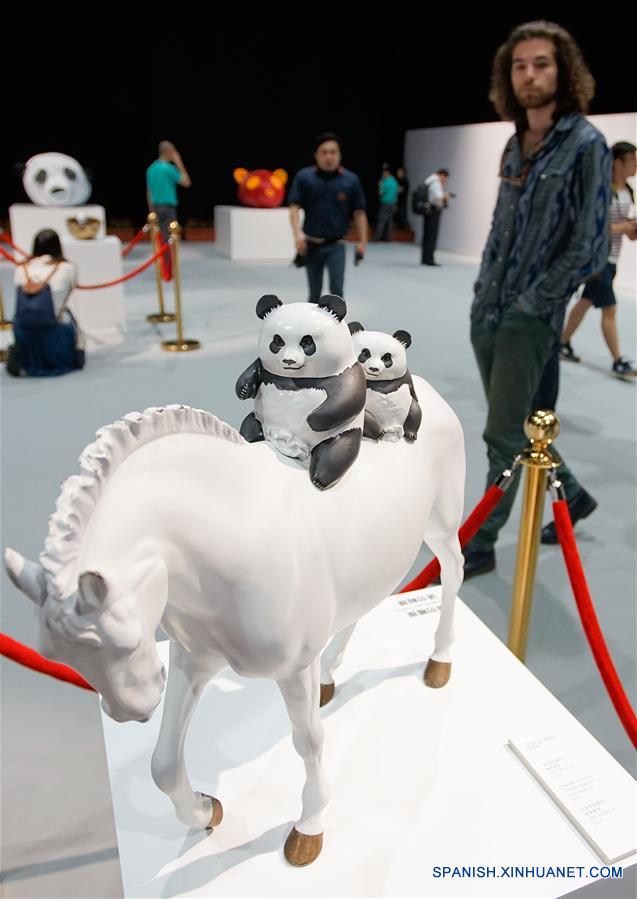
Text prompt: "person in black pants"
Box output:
[[421, 168, 450, 265], [288, 133, 368, 301]]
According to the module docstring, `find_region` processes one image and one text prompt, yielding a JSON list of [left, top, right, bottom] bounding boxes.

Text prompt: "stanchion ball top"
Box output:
[[525, 410, 560, 444]]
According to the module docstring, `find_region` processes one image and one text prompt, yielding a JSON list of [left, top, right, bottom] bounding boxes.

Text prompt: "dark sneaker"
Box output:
[[559, 342, 580, 363], [541, 488, 598, 545], [611, 357, 637, 378], [462, 547, 496, 580]]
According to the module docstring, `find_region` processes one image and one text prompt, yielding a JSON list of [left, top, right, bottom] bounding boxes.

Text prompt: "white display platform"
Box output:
[[8, 205, 124, 345], [9, 203, 107, 253], [214, 206, 301, 261], [63, 237, 126, 345], [101, 589, 636, 898]]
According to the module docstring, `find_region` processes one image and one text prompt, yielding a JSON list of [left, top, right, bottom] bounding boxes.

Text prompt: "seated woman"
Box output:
[[8, 229, 84, 377]]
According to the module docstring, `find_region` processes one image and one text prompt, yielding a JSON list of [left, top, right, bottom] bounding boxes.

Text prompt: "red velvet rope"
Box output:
[[121, 225, 148, 257], [0, 633, 95, 692], [74, 243, 170, 290], [0, 246, 20, 265], [0, 233, 29, 258], [553, 500, 637, 748], [399, 483, 506, 593]]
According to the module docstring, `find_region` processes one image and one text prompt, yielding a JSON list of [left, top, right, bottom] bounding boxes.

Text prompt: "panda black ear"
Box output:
[[317, 294, 347, 322], [14, 161, 26, 178], [348, 321, 364, 335], [256, 295, 283, 319], [393, 330, 412, 348]]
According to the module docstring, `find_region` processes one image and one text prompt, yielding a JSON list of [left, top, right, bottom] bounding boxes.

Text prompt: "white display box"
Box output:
[[214, 206, 301, 261], [9, 203, 107, 254], [101, 589, 637, 898]]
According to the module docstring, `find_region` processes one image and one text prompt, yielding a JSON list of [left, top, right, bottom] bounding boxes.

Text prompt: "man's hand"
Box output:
[[355, 242, 366, 257], [296, 236, 307, 254]]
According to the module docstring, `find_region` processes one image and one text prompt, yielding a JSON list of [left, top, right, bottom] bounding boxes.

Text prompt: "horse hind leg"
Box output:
[[319, 621, 357, 706], [151, 642, 226, 830], [422, 518, 463, 689], [277, 657, 329, 866]]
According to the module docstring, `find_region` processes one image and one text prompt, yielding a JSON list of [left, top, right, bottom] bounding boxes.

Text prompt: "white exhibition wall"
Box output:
[[405, 113, 637, 290]]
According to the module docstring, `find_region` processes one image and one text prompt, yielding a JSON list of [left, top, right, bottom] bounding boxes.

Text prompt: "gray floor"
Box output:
[[1, 242, 635, 898]]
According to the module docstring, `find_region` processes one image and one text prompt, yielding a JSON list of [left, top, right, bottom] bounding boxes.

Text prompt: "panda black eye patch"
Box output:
[[269, 334, 285, 354], [64, 167, 77, 181], [358, 348, 370, 362], [382, 353, 393, 367], [35, 170, 47, 184], [300, 335, 316, 356]]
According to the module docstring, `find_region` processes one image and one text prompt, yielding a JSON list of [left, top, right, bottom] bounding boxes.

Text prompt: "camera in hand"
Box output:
[[354, 247, 364, 266], [292, 252, 307, 268]]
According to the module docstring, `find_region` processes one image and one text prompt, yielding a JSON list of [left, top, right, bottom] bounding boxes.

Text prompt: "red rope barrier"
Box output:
[[75, 244, 170, 290], [552, 500, 637, 748], [0, 633, 95, 692], [0, 246, 20, 265], [0, 233, 29, 259], [398, 483, 506, 593], [121, 225, 149, 257]]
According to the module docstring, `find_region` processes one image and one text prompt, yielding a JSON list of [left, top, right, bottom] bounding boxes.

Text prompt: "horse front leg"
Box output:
[[319, 621, 357, 706], [277, 657, 329, 866], [422, 530, 463, 688], [151, 641, 226, 830]]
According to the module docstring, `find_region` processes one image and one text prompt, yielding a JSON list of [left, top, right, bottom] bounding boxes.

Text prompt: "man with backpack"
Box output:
[[412, 167, 451, 265]]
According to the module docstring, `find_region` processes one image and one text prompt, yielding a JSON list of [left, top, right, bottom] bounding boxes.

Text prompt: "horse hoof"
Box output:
[[203, 794, 223, 830], [320, 682, 335, 707], [424, 659, 451, 689], [284, 827, 323, 866]]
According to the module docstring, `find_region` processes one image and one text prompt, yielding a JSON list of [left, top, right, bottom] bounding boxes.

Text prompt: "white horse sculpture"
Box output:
[[4, 388, 464, 867]]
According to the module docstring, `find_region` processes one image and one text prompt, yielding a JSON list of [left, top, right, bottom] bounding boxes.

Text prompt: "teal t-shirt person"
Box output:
[[379, 174, 399, 205], [146, 160, 182, 207]]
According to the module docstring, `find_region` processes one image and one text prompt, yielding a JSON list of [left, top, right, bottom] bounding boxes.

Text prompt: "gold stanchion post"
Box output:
[[0, 282, 12, 363], [508, 410, 561, 662], [146, 212, 176, 324], [161, 221, 201, 352]]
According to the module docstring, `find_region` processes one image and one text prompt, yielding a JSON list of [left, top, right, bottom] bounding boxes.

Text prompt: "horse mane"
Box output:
[[40, 405, 245, 607]]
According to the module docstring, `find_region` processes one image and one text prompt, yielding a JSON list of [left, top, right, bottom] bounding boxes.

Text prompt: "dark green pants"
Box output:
[[469, 306, 581, 552]]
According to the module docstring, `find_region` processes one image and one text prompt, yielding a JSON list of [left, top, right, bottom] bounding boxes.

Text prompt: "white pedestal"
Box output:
[[9, 203, 107, 254], [101, 589, 636, 898], [63, 237, 126, 345], [214, 206, 301, 260]]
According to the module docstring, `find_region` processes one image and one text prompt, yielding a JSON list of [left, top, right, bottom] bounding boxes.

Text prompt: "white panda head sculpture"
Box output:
[[349, 323, 411, 380], [22, 153, 91, 207], [256, 295, 356, 377]]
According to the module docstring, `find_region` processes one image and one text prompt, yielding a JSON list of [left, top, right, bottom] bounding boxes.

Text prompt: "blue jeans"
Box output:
[[306, 242, 346, 302]]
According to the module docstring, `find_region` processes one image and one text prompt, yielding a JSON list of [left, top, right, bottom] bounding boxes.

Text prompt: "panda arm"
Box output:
[[364, 409, 383, 440], [235, 359, 263, 400], [306, 364, 366, 432], [403, 373, 422, 439]]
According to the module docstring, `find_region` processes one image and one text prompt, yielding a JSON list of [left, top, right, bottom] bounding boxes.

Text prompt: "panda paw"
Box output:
[[404, 432, 418, 442], [311, 476, 329, 491], [238, 384, 255, 400]]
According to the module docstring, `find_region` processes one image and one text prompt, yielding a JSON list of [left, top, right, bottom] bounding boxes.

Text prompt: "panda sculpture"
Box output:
[[236, 294, 366, 490], [349, 322, 422, 442], [22, 152, 91, 207]]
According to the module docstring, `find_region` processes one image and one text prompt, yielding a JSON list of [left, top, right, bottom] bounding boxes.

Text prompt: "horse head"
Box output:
[[4, 548, 167, 723]]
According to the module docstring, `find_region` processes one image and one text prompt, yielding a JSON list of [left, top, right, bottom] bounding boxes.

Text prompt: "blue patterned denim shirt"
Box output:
[[471, 114, 611, 334]]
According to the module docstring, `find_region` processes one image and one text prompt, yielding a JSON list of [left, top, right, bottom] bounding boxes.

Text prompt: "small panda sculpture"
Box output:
[[236, 294, 366, 490], [22, 153, 91, 207], [349, 323, 422, 442]]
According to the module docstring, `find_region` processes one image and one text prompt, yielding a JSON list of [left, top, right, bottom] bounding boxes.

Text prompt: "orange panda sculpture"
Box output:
[[233, 168, 288, 208]]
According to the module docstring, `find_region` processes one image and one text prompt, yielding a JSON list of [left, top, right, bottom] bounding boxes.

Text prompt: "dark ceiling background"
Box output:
[[3, 10, 634, 225]]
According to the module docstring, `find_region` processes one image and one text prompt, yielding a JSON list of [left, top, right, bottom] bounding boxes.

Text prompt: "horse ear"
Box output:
[[317, 294, 347, 321], [348, 321, 364, 335], [4, 548, 47, 606], [77, 571, 109, 616], [256, 295, 282, 319], [393, 330, 412, 348]]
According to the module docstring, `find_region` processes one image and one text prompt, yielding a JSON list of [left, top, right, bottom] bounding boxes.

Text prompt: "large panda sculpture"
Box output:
[[349, 322, 422, 442], [235, 294, 366, 490], [22, 153, 91, 207]]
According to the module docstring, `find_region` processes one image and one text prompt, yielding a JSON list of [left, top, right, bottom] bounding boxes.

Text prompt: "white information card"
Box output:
[[509, 714, 637, 864]]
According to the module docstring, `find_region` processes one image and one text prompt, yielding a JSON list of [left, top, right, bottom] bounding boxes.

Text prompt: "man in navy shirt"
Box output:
[[288, 133, 368, 302]]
